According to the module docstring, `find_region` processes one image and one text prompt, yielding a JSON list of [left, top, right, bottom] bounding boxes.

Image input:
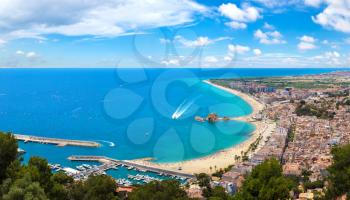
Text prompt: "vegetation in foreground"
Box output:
[[2, 131, 350, 199]]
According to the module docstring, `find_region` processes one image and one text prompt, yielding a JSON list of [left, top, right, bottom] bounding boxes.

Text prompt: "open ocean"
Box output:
[[0, 68, 346, 178]]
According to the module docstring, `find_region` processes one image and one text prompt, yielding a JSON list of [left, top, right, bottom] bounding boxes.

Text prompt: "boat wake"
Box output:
[[171, 96, 199, 120], [98, 140, 116, 147]]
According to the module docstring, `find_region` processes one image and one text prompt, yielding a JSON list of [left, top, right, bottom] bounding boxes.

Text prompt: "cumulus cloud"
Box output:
[[0, 0, 207, 41], [253, 48, 262, 56], [254, 29, 286, 44], [298, 35, 317, 50], [311, 51, 343, 66], [263, 22, 275, 30], [16, 50, 25, 55], [175, 36, 230, 48], [251, 0, 303, 10], [298, 42, 316, 50], [204, 56, 219, 63], [225, 21, 247, 30], [300, 35, 316, 43], [311, 0, 350, 33], [228, 44, 251, 54], [26, 52, 38, 59], [223, 44, 251, 62], [161, 58, 180, 66], [16, 50, 39, 59], [219, 3, 261, 29], [0, 39, 6, 46], [304, 0, 323, 7]]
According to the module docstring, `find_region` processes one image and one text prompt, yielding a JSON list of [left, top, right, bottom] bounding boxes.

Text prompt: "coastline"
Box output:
[[129, 80, 276, 174]]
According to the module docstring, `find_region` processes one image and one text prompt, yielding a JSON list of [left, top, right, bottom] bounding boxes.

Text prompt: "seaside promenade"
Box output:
[[14, 134, 100, 147]]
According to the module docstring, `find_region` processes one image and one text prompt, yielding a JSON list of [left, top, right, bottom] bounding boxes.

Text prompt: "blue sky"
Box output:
[[0, 0, 349, 68]]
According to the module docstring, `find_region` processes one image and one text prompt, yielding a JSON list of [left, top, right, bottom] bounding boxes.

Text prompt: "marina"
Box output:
[[49, 156, 191, 186], [14, 134, 100, 147], [67, 155, 194, 180]]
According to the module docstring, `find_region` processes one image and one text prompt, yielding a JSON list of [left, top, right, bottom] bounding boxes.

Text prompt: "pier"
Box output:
[[68, 155, 195, 179], [14, 134, 100, 147]]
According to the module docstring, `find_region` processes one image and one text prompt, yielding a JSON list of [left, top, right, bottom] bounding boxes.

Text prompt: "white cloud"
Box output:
[[312, 0, 350, 33], [16, 50, 25, 55], [228, 44, 250, 54], [204, 56, 219, 63], [263, 22, 275, 30], [0, 0, 207, 40], [251, 0, 302, 9], [298, 35, 317, 50], [26, 52, 37, 59], [300, 35, 316, 43], [219, 3, 261, 29], [15, 50, 39, 59], [240, 53, 313, 68], [321, 39, 340, 49], [225, 21, 247, 29], [254, 29, 286, 44], [161, 58, 180, 66], [298, 42, 317, 50], [0, 39, 6, 46], [223, 44, 250, 62], [304, 0, 323, 7], [223, 55, 233, 62], [231, 45, 249, 54], [253, 48, 262, 56], [311, 51, 343, 66], [175, 36, 230, 47]]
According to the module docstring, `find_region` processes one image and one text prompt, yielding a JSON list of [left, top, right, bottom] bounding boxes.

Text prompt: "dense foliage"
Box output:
[[0, 132, 18, 182], [128, 180, 188, 200], [295, 100, 335, 119], [326, 144, 350, 199], [233, 158, 296, 200]]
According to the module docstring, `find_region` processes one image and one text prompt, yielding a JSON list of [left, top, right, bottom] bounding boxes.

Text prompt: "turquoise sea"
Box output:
[[0, 68, 346, 179]]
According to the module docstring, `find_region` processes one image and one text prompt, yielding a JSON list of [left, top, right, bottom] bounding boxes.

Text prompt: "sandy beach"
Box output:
[[130, 80, 276, 174]]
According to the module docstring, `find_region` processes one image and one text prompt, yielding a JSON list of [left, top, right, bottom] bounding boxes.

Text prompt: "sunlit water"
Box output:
[[0, 68, 344, 177]]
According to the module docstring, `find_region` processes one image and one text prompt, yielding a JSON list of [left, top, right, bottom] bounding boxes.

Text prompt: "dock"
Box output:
[[68, 155, 195, 179], [14, 134, 100, 148]]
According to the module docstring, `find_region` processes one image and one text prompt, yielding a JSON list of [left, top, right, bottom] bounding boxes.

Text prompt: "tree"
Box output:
[[68, 181, 86, 200], [195, 173, 211, 188], [2, 175, 48, 200], [234, 158, 295, 200], [49, 183, 69, 200], [128, 180, 188, 200], [0, 134, 122, 200], [51, 171, 73, 185], [84, 175, 118, 200], [209, 186, 231, 200], [27, 157, 53, 193], [0, 132, 18, 182], [326, 144, 350, 198]]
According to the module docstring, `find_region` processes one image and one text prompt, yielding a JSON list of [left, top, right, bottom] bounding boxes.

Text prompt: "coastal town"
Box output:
[[33, 71, 350, 199], [2, 71, 350, 199], [198, 71, 350, 199]]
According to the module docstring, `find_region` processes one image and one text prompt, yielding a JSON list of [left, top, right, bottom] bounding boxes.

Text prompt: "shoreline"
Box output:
[[129, 80, 276, 174]]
